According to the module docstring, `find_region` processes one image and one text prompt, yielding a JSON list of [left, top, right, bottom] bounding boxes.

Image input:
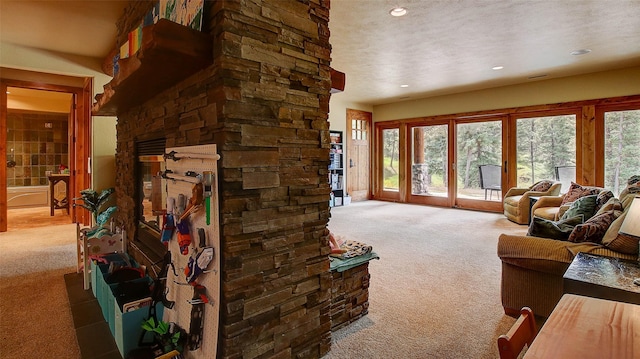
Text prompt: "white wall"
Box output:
[[1, 42, 117, 191], [328, 95, 373, 131]]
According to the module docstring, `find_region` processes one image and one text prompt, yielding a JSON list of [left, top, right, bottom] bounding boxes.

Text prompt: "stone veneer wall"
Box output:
[[113, 1, 333, 358]]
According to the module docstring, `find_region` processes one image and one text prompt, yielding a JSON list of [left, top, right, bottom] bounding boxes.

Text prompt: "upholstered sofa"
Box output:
[[531, 183, 610, 221], [503, 180, 562, 224], [497, 181, 639, 318]]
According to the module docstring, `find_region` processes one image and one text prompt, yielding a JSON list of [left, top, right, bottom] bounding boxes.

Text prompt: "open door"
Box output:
[[0, 76, 92, 232], [70, 78, 93, 225], [0, 82, 7, 232]]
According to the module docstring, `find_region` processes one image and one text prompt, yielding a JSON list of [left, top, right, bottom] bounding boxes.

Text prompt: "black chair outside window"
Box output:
[[479, 164, 502, 200], [554, 165, 576, 194]]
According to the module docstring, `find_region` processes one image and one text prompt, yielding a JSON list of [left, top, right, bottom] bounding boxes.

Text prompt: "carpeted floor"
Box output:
[[323, 200, 528, 359], [0, 223, 81, 359], [0, 201, 529, 358]]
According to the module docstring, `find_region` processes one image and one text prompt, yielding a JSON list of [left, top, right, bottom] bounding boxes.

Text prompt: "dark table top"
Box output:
[[564, 252, 640, 294]]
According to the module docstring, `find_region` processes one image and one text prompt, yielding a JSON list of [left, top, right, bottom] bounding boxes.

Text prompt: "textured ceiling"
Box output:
[[329, 0, 640, 105], [1, 0, 639, 106]]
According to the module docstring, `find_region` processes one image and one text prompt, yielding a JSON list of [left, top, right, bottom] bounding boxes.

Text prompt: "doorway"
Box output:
[[1, 77, 92, 232], [346, 109, 371, 201]]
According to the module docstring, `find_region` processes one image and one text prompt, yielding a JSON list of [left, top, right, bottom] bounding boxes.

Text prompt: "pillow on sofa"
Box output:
[[595, 190, 614, 211], [601, 212, 640, 254], [561, 182, 601, 206], [567, 210, 622, 243], [595, 197, 623, 216], [560, 195, 597, 221], [527, 215, 584, 240], [530, 180, 554, 193]]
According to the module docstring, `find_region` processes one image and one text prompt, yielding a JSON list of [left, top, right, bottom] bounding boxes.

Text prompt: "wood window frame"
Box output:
[[508, 107, 582, 190], [594, 100, 640, 188], [372, 94, 640, 212]]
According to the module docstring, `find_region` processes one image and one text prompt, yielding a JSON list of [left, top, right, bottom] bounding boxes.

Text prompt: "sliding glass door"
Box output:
[[455, 119, 504, 211], [409, 124, 450, 205]]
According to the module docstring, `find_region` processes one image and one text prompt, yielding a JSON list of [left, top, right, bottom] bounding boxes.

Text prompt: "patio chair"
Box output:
[[479, 164, 502, 200], [555, 165, 576, 194]]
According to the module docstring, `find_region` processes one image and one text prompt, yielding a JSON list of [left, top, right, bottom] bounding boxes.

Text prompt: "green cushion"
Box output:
[[527, 215, 584, 240], [560, 195, 597, 221]]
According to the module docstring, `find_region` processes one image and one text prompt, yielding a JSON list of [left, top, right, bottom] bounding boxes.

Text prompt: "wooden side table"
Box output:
[[563, 252, 640, 305], [48, 174, 70, 216]]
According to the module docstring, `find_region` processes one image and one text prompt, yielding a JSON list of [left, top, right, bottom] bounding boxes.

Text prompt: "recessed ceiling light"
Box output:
[[492, 66, 504, 70], [5, 91, 10, 94], [390, 7, 407, 17], [400, 84, 409, 88], [571, 49, 592, 56]]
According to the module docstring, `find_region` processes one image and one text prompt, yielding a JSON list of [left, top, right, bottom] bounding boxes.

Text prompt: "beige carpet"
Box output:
[[0, 223, 80, 359], [0, 202, 528, 359], [324, 201, 528, 359]]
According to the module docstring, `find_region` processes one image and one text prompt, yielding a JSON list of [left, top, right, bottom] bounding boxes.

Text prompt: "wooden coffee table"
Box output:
[[524, 294, 640, 358], [563, 252, 640, 305]]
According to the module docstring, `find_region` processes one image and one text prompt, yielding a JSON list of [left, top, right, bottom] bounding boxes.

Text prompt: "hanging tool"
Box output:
[[161, 169, 202, 184], [202, 171, 213, 225], [179, 182, 204, 221], [176, 194, 186, 218], [177, 219, 192, 255], [164, 150, 221, 162], [160, 213, 175, 245], [187, 284, 207, 351], [183, 228, 215, 283]]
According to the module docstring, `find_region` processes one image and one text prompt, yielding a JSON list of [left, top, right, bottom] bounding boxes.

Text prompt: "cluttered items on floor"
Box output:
[[80, 144, 221, 359]]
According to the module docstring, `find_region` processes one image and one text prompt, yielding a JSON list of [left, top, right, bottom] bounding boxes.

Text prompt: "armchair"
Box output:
[[503, 180, 561, 224]]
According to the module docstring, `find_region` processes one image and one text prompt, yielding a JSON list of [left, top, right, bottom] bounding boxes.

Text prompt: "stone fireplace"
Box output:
[[108, 1, 333, 357]]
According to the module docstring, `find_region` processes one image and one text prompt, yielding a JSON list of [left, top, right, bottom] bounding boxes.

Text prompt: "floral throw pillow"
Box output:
[[567, 210, 622, 243], [561, 182, 601, 206], [530, 180, 553, 193], [595, 190, 614, 211]]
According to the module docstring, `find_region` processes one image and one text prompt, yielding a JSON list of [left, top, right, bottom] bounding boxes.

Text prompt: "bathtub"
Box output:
[[7, 186, 50, 208]]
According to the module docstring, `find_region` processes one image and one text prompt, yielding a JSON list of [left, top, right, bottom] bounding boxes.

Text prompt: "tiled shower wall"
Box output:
[[6, 110, 69, 187]]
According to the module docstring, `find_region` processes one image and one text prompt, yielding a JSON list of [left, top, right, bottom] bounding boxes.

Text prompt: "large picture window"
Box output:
[[372, 96, 639, 212], [515, 114, 576, 190], [603, 109, 640, 195]]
